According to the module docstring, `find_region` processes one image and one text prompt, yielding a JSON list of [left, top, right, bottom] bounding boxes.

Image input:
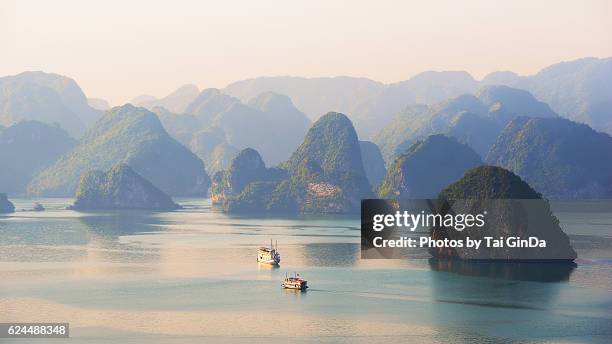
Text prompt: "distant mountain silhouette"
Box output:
[[0, 121, 75, 195], [351, 71, 479, 138], [184, 88, 240, 124], [154, 106, 201, 145], [131, 94, 156, 104], [158, 89, 310, 167], [0, 71, 102, 136], [482, 57, 612, 134], [375, 86, 557, 162], [189, 129, 240, 174], [87, 98, 110, 111], [133, 84, 200, 113], [224, 57, 612, 137], [224, 76, 384, 122], [224, 72, 478, 138]]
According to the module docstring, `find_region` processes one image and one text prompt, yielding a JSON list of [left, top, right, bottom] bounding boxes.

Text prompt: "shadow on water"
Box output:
[[428, 258, 576, 283], [427, 259, 577, 342], [73, 211, 168, 264]]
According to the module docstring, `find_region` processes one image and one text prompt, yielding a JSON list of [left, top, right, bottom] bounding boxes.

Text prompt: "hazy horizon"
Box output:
[[1, 0, 611, 105]]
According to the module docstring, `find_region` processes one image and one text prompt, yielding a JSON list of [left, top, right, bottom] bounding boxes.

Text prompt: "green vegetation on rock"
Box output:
[[216, 113, 372, 214], [439, 165, 542, 199], [281, 112, 372, 212], [28, 104, 210, 197], [375, 86, 558, 162], [378, 135, 482, 199], [211, 148, 286, 205], [432, 166, 576, 261], [0, 121, 75, 195], [486, 116, 612, 199], [71, 164, 179, 210]]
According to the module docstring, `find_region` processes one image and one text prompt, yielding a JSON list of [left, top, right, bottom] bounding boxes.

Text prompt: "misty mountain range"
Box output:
[[224, 57, 612, 139], [374, 85, 558, 161], [153, 88, 311, 171], [0, 71, 102, 137], [1, 56, 612, 205]]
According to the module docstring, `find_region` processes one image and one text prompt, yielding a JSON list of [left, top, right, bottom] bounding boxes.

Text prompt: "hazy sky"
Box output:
[[1, 0, 611, 105]]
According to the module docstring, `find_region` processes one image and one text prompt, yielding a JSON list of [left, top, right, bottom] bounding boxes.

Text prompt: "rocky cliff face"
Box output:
[[281, 112, 372, 213], [71, 164, 180, 211], [0, 193, 15, 213], [215, 113, 372, 214], [210, 148, 285, 205], [430, 166, 576, 261]]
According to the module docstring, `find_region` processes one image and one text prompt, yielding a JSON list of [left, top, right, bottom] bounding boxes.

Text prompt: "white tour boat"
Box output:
[[257, 240, 281, 265]]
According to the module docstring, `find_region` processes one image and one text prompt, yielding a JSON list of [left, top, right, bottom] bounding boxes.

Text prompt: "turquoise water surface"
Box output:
[[1, 198, 611, 343]]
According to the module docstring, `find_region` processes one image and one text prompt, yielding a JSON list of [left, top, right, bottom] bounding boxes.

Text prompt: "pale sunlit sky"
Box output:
[[1, 0, 611, 105]]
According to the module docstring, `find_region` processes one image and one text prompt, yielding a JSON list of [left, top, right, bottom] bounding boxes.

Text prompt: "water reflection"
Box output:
[[427, 258, 574, 342], [299, 243, 359, 267], [0, 217, 90, 246], [1, 198, 612, 343], [78, 211, 167, 238], [76, 213, 164, 265], [257, 262, 280, 270], [428, 258, 576, 282]]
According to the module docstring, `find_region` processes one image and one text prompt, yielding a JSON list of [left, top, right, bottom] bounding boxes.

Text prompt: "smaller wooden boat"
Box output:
[[282, 273, 308, 290]]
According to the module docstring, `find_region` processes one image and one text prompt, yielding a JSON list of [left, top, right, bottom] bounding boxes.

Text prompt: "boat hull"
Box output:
[[257, 258, 280, 265], [281, 282, 308, 290]]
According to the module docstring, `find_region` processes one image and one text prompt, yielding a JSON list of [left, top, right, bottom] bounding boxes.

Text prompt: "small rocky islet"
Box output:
[[430, 166, 577, 261], [211, 112, 372, 214], [70, 164, 180, 211], [0, 193, 15, 213]]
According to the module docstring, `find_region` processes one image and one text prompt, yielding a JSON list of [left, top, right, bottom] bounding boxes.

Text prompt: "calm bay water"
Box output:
[[1, 198, 611, 343]]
